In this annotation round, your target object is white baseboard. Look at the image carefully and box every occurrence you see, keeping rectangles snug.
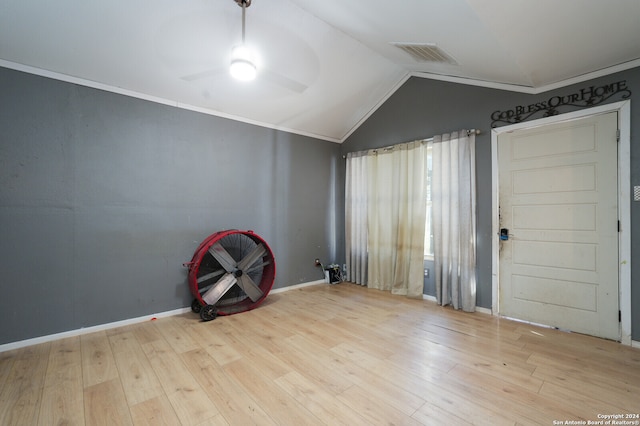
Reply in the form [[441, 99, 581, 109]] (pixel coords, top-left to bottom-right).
[[475, 306, 492, 315], [422, 294, 437, 303], [0, 280, 328, 353], [0, 307, 192, 353], [2, 280, 633, 353], [270, 280, 325, 294], [421, 294, 492, 315]]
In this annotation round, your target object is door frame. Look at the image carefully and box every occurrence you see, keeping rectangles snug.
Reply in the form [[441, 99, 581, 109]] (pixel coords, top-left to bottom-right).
[[491, 100, 631, 345]]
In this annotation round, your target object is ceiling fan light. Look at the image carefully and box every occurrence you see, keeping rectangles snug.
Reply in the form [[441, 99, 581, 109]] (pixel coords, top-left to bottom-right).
[[230, 59, 257, 81], [230, 45, 257, 81]]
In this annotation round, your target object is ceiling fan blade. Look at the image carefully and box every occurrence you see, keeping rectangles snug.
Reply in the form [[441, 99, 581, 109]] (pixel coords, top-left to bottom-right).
[[181, 68, 225, 82], [181, 66, 308, 93], [261, 68, 308, 93]]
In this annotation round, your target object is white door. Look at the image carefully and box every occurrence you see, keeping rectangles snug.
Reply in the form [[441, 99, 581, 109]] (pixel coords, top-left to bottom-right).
[[498, 112, 619, 340]]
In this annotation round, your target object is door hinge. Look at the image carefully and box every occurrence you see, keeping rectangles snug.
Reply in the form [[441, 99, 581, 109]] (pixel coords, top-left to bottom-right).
[[616, 129, 620, 142], [619, 310, 621, 322], [618, 220, 621, 232]]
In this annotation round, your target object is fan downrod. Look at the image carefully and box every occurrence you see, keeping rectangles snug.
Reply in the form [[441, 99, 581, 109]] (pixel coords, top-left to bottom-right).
[[234, 0, 251, 7]]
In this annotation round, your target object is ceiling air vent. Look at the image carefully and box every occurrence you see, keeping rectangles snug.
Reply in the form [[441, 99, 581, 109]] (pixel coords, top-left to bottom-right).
[[391, 43, 457, 65]]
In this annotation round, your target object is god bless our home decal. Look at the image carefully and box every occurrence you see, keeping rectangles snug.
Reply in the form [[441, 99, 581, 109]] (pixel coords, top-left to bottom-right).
[[490, 80, 631, 127]]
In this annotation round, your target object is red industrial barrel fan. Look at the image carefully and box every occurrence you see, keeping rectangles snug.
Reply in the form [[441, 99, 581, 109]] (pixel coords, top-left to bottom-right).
[[185, 230, 276, 321]]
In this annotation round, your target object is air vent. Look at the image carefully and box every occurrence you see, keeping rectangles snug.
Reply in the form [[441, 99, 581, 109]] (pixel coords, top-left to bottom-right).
[[391, 43, 457, 65]]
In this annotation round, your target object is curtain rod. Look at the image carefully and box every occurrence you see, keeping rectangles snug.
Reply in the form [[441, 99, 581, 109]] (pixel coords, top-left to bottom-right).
[[342, 129, 481, 159]]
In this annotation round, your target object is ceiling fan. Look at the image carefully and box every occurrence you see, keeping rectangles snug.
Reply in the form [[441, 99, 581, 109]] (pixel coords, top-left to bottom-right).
[[180, 0, 309, 93], [229, 0, 256, 81]]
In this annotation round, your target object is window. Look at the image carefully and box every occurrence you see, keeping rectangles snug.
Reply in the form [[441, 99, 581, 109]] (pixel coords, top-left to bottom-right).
[[424, 144, 433, 258]]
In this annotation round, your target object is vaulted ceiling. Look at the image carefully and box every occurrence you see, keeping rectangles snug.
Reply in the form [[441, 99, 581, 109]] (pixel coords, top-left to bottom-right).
[[1, 0, 639, 142]]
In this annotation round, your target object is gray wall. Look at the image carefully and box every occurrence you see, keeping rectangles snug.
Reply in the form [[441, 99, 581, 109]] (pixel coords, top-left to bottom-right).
[[0, 67, 340, 345], [341, 67, 640, 340], [2, 63, 639, 344]]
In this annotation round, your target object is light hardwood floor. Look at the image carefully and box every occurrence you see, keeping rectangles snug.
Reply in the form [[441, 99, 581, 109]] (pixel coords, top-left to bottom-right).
[[1, 282, 639, 425]]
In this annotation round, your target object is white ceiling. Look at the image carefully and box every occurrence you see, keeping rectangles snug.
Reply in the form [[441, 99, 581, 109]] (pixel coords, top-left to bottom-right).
[[1, 0, 639, 142]]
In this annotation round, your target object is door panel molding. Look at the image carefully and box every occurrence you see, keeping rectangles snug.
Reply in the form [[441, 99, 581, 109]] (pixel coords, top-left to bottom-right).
[[491, 100, 631, 345]]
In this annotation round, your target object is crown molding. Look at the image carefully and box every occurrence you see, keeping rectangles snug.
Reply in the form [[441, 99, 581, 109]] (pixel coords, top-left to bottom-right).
[[412, 58, 640, 95], [0, 59, 342, 143]]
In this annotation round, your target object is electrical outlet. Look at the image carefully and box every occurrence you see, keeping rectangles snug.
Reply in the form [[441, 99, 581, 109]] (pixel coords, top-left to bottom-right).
[[315, 258, 321, 266], [424, 268, 429, 277]]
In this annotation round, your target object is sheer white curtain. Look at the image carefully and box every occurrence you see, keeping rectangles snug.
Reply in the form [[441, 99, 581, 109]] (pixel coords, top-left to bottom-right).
[[431, 130, 477, 311], [345, 141, 427, 298], [345, 152, 368, 285]]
